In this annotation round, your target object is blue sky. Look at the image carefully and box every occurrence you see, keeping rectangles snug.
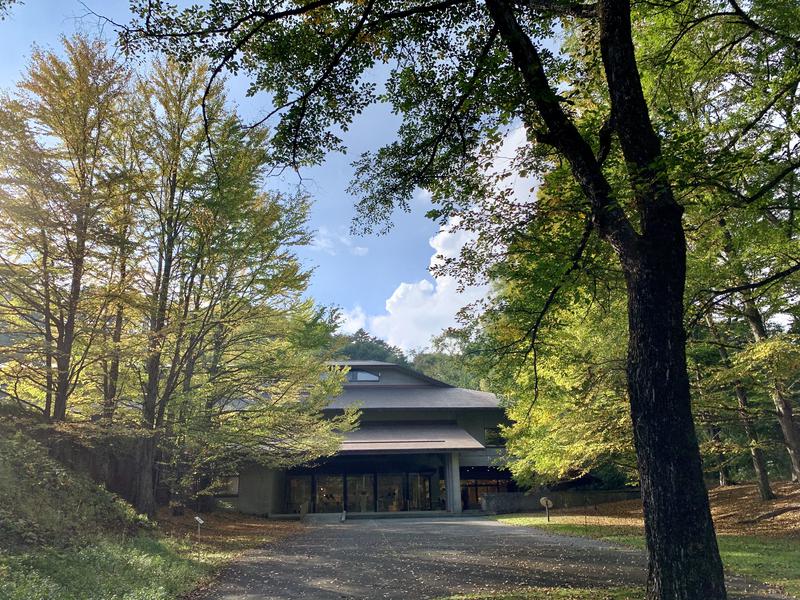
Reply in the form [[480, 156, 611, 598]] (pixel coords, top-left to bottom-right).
[[0, 0, 493, 351]]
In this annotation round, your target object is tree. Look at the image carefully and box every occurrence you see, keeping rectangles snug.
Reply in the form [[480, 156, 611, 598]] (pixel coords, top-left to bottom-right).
[[124, 1, 800, 596], [336, 328, 409, 364], [0, 36, 129, 421], [411, 332, 485, 389]]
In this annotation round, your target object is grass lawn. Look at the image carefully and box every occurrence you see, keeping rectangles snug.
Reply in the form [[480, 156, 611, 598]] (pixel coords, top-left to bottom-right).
[[0, 510, 300, 600], [493, 514, 800, 598]]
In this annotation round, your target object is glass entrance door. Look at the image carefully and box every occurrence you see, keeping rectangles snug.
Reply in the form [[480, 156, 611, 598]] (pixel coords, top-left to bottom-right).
[[408, 473, 432, 510], [377, 473, 405, 511], [316, 475, 344, 512], [346, 474, 375, 512]]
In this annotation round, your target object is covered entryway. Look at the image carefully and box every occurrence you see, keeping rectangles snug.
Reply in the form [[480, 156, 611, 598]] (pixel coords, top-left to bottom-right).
[[285, 453, 448, 513], [283, 422, 487, 514]]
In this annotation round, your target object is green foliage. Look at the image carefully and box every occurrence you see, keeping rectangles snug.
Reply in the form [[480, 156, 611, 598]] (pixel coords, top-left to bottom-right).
[[494, 288, 636, 487], [0, 431, 144, 548], [0, 533, 213, 600], [0, 36, 352, 512], [336, 328, 409, 365]]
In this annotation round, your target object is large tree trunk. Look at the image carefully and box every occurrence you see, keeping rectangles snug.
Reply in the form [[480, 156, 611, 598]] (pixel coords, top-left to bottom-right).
[[485, 1, 727, 596], [742, 297, 800, 481], [624, 230, 726, 600]]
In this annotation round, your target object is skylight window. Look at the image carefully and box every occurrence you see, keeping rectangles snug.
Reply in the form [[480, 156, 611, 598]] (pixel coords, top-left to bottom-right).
[[347, 369, 380, 382]]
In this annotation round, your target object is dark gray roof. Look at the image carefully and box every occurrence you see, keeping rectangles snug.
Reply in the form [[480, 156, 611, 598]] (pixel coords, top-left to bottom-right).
[[327, 360, 452, 387], [328, 360, 398, 367], [326, 386, 500, 410], [340, 423, 484, 453]]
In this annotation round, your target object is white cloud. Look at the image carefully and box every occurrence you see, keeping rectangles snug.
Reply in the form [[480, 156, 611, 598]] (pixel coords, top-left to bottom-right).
[[339, 305, 367, 334], [310, 226, 369, 257], [310, 226, 338, 255], [341, 220, 489, 352]]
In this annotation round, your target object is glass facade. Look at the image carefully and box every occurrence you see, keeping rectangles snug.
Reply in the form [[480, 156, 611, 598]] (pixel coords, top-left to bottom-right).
[[408, 473, 432, 511], [286, 470, 438, 513], [377, 473, 405, 511], [285, 462, 513, 513], [287, 475, 312, 513]]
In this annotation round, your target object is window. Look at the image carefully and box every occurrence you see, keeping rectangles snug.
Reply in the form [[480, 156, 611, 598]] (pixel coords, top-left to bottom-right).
[[484, 427, 505, 447], [346, 369, 380, 382]]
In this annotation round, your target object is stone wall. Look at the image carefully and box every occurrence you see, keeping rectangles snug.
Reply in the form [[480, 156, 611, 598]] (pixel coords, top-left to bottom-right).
[[480, 489, 641, 514]]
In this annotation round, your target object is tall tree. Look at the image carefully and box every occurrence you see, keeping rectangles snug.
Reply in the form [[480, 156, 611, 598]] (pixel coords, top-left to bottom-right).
[[0, 37, 128, 420]]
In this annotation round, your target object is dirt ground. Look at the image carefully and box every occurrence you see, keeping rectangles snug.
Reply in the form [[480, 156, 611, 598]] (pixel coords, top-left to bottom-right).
[[550, 481, 800, 537], [156, 507, 303, 554]]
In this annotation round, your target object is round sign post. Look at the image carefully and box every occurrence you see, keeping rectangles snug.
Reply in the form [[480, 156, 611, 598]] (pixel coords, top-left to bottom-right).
[[540, 496, 553, 522]]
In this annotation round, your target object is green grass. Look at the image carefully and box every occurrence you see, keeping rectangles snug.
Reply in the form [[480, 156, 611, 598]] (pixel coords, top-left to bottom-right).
[[493, 514, 800, 598], [0, 428, 254, 600], [444, 587, 641, 599], [0, 532, 219, 600]]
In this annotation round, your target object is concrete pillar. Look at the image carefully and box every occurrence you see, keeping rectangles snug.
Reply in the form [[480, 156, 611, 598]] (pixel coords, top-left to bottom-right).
[[445, 452, 462, 513]]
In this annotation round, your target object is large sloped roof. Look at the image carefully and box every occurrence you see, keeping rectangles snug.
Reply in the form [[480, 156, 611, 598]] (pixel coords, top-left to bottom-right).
[[327, 360, 453, 387], [326, 386, 500, 410], [340, 423, 484, 453], [325, 360, 500, 410]]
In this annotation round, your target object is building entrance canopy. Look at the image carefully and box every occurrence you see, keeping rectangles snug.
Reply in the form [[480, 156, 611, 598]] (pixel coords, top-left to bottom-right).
[[340, 423, 484, 454]]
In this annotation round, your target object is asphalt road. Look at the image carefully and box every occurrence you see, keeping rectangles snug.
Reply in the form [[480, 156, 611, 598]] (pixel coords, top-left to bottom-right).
[[195, 516, 790, 600]]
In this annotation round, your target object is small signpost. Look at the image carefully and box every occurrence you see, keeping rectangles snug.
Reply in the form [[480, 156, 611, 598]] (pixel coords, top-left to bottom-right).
[[540, 496, 553, 522], [194, 515, 205, 537]]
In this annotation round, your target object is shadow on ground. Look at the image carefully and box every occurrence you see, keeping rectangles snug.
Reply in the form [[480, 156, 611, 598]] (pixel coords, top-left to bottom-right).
[[195, 517, 791, 600]]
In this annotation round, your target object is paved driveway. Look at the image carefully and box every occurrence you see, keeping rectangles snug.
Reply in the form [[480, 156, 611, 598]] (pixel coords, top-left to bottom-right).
[[197, 517, 788, 600]]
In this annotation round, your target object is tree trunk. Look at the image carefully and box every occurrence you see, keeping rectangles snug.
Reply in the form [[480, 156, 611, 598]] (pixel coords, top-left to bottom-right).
[[485, 1, 727, 596], [742, 297, 800, 481], [41, 231, 54, 420], [53, 212, 89, 421], [624, 233, 726, 600], [143, 218, 177, 428], [705, 423, 730, 487], [132, 434, 157, 517], [706, 316, 775, 500], [104, 249, 128, 422]]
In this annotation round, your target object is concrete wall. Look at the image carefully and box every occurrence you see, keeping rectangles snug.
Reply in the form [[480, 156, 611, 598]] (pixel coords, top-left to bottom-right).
[[237, 465, 285, 516], [458, 447, 506, 468], [480, 489, 641, 514]]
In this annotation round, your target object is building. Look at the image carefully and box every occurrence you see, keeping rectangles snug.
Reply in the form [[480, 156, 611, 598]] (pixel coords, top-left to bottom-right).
[[236, 360, 515, 515]]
